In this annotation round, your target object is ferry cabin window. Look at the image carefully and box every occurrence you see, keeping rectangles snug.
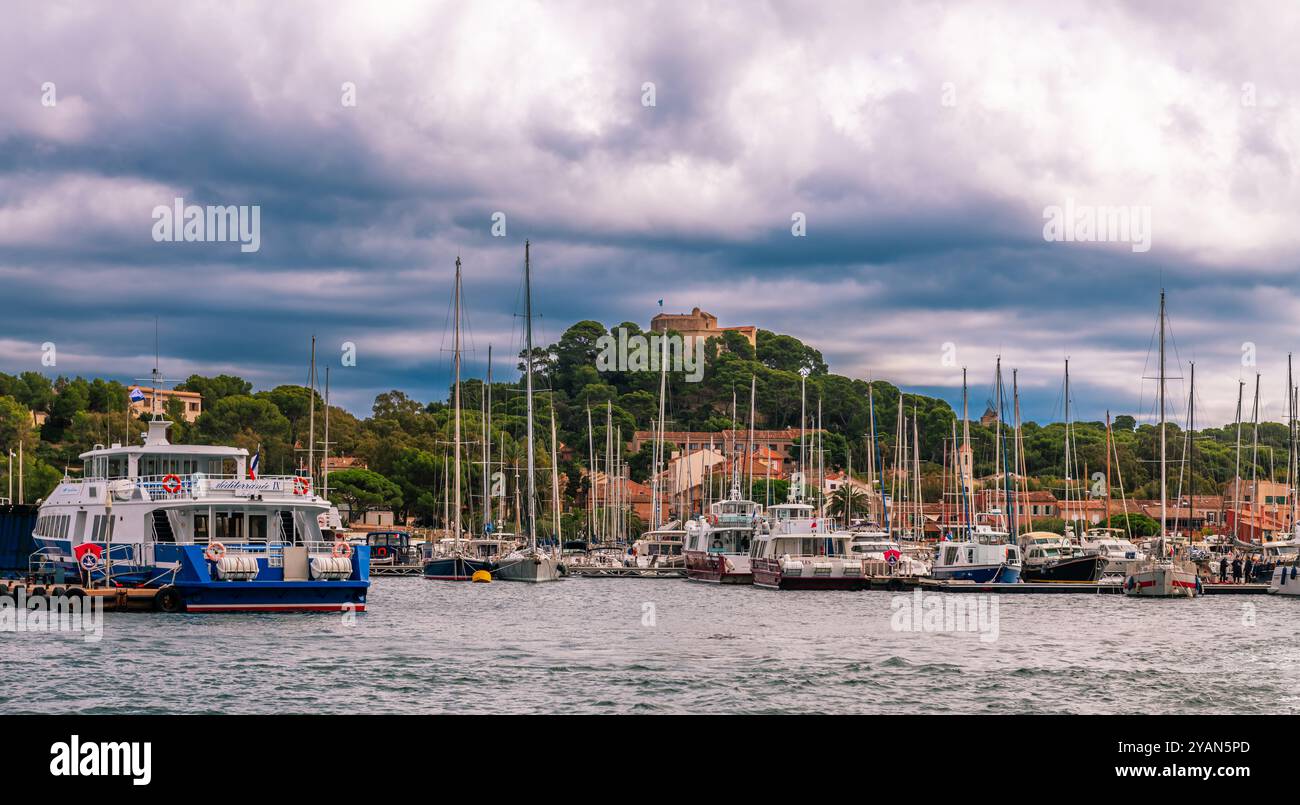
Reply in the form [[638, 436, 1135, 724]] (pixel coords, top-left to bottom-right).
[[193, 513, 210, 543], [247, 514, 268, 542], [943, 546, 959, 564], [139, 457, 201, 477], [215, 512, 244, 541]]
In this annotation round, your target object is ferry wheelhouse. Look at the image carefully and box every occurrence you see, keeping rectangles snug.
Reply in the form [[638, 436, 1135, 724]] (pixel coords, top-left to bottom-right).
[[31, 420, 369, 612], [684, 486, 762, 584], [750, 503, 865, 590]]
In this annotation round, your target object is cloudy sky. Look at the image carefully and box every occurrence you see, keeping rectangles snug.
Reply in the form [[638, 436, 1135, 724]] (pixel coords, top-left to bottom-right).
[[2, 1, 1298, 427]]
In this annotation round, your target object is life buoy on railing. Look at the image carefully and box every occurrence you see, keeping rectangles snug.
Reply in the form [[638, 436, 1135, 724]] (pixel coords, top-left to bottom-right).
[[161, 474, 182, 494], [332, 540, 353, 558], [293, 476, 310, 495], [205, 542, 227, 562], [376, 546, 389, 558]]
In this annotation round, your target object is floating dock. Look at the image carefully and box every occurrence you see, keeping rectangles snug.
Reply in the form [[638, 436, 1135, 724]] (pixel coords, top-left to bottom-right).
[[370, 563, 423, 577], [565, 565, 687, 578], [888, 579, 1271, 595], [0, 579, 161, 611]]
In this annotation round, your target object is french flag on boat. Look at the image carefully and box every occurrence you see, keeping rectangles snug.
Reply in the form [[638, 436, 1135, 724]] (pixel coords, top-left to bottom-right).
[[248, 446, 260, 480], [128, 386, 146, 403]]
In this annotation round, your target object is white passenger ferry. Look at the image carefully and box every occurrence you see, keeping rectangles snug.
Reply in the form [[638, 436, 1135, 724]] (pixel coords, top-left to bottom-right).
[[31, 419, 368, 612]]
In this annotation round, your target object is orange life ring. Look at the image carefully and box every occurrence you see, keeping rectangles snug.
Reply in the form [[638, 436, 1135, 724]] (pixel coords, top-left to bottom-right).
[[204, 542, 227, 562], [161, 474, 182, 494], [293, 476, 310, 495], [376, 546, 389, 558], [332, 540, 353, 558]]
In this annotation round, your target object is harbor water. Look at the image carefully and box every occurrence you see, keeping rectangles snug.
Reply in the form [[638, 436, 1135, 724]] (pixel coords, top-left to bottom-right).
[[3, 578, 1298, 714]]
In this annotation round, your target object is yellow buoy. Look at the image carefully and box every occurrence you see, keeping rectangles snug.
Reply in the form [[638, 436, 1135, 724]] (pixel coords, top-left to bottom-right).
[[471, 570, 492, 583]]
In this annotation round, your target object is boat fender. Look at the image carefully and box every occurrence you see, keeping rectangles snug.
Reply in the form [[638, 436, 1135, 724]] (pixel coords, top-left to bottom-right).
[[1292, 566, 1298, 580], [471, 569, 492, 583], [1125, 576, 1136, 591], [204, 542, 227, 562], [154, 586, 185, 613], [1195, 576, 1203, 595]]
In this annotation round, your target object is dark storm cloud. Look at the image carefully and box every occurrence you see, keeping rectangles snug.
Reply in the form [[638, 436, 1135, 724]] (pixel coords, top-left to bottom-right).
[[2, 1, 1299, 425]]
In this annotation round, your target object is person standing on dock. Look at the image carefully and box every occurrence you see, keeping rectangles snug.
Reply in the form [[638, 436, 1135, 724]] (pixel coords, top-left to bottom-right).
[[1244, 555, 1255, 584], [1219, 554, 1228, 584], [1232, 555, 1243, 584]]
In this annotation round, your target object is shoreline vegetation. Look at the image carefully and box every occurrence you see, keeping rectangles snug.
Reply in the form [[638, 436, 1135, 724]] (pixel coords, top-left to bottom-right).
[[0, 322, 1287, 535]]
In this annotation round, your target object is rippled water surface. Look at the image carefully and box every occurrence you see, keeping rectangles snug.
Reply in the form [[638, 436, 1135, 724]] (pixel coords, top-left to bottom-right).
[[3, 579, 1298, 714]]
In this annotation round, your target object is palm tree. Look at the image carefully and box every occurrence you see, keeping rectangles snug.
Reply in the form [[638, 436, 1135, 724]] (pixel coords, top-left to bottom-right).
[[826, 485, 868, 520]]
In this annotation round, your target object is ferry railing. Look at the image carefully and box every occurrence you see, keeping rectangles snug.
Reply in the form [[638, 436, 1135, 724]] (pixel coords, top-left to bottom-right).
[[133, 473, 313, 502], [61, 473, 315, 502]]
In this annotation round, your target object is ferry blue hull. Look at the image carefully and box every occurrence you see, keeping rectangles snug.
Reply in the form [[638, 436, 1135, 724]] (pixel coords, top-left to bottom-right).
[[932, 564, 1021, 584], [423, 556, 495, 581], [33, 539, 370, 612]]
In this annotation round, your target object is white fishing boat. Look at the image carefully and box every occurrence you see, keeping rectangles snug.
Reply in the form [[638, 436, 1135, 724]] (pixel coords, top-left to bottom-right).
[[1079, 528, 1147, 577], [749, 373, 865, 590], [684, 457, 762, 582], [628, 527, 687, 568]]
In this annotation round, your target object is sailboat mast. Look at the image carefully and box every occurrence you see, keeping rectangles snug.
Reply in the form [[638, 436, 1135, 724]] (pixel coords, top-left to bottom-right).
[[1158, 291, 1166, 540], [323, 367, 330, 500], [797, 371, 807, 502], [308, 334, 316, 481], [484, 345, 493, 534], [652, 328, 668, 529], [1187, 362, 1195, 539], [747, 375, 756, 495], [550, 397, 561, 549], [1064, 358, 1071, 528], [523, 242, 538, 550], [452, 257, 463, 541], [1233, 379, 1244, 542], [1250, 373, 1261, 544]]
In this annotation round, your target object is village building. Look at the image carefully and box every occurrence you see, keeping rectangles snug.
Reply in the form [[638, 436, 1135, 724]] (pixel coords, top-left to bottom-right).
[[129, 386, 203, 423]]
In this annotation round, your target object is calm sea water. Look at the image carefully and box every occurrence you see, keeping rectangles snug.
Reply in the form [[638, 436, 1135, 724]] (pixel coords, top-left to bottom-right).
[[3, 578, 1297, 714]]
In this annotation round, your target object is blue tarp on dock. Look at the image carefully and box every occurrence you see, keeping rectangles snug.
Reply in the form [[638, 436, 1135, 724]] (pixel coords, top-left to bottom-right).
[[0, 505, 37, 573]]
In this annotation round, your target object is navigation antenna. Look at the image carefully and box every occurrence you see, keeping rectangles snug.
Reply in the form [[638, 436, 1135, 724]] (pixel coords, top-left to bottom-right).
[[133, 317, 182, 430]]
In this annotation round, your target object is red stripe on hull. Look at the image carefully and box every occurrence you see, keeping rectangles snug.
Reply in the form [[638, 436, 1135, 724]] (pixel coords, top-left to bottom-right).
[[184, 603, 367, 612]]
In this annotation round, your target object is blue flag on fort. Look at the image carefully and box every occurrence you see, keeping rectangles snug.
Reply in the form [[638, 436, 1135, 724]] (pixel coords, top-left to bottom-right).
[[128, 386, 145, 403]]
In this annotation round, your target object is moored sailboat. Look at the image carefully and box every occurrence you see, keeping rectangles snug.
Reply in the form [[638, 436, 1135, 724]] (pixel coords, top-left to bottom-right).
[[495, 241, 562, 583], [1124, 292, 1199, 598]]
